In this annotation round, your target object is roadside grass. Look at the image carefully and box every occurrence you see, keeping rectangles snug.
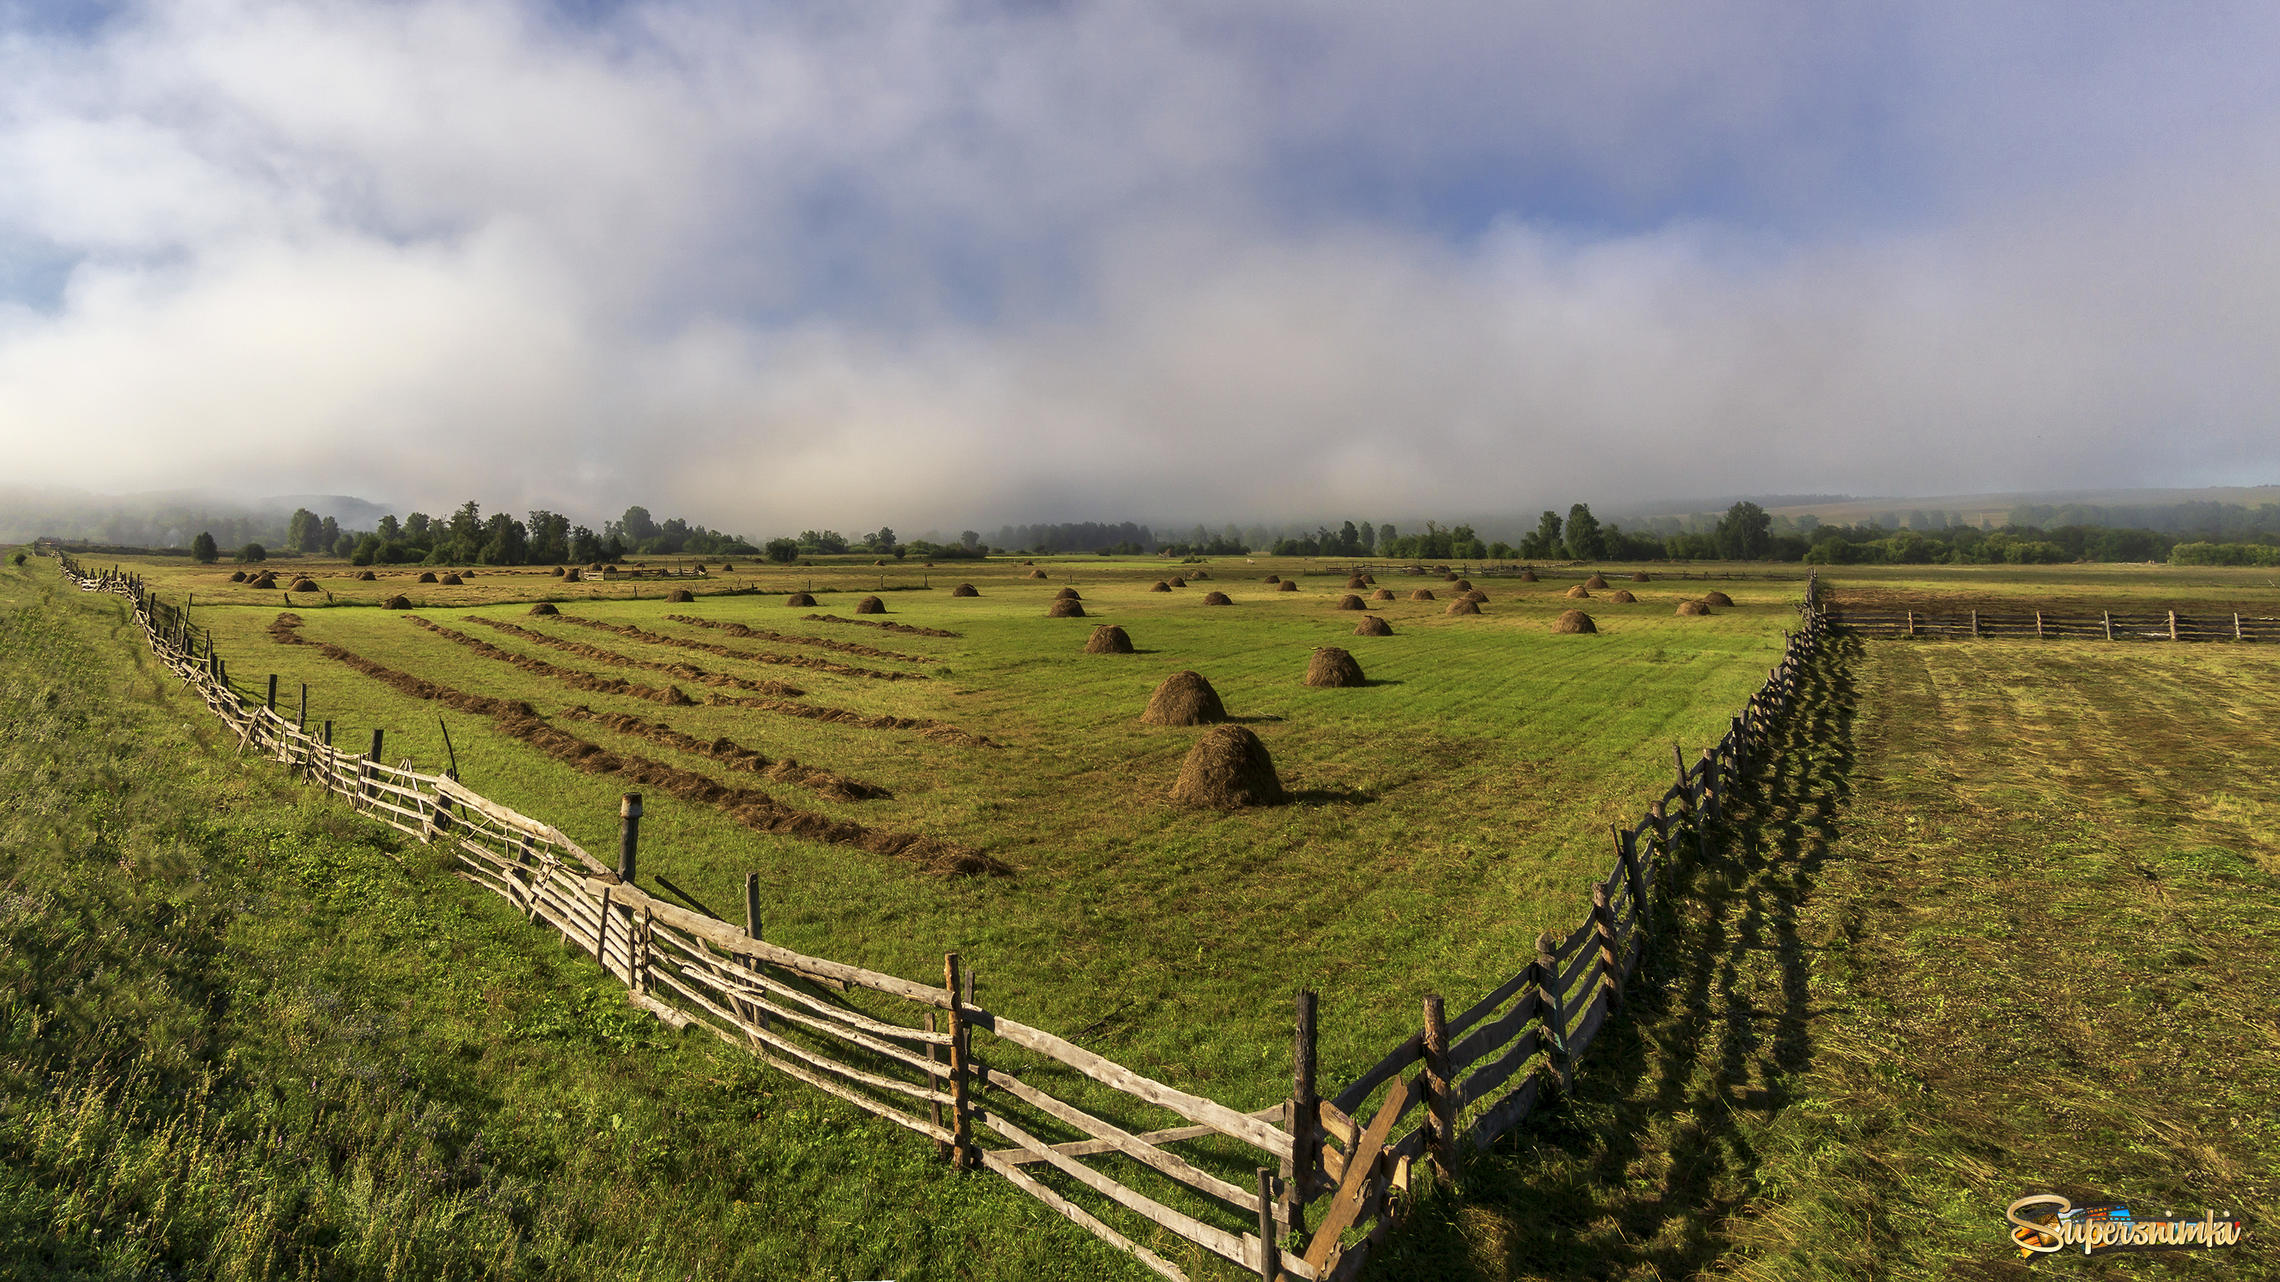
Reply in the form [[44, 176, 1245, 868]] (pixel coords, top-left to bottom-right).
[[0, 555, 1139, 1280], [1370, 629, 2280, 1279]]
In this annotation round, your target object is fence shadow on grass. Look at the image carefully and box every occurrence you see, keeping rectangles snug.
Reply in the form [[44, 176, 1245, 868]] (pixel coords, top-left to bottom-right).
[[1370, 634, 1864, 1281]]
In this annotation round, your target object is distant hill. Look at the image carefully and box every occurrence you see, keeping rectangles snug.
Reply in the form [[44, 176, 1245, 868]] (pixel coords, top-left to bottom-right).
[[1622, 485, 2280, 534], [0, 487, 395, 549]]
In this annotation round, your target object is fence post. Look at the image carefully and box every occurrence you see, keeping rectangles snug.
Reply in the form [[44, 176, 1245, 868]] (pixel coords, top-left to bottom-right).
[[2236, 613, 2244, 641], [297, 684, 307, 732], [266, 673, 277, 713], [1906, 609, 1915, 638], [944, 953, 974, 1169], [1615, 824, 1649, 940], [1591, 885, 1622, 1011], [1649, 800, 1670, 882], [1535, 932, 1571, 1093], [1256, 1167, 1281, 1281], [1283, 989, 1318, 1237], [363, 729, 383, 802], [744, 872, 761, 941], [1971, 609, 1979, 639], [617, 794, 642, 882], [2103, 611, 2113, 641], [1421, 994, 1453, 1181], [2036, 610, 2044, 639], [925, 1012, 949, 1160], [2169, 610, 2179, 642]]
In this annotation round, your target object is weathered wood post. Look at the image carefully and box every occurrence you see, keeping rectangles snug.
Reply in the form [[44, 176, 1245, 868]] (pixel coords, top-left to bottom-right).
[[362, 728, 383, 802], [266, 673, 277, 713], [1649, 800, 1670, 874], [1971, 609, 1979, 639], [1906, 609, 1915, 637], [1256, 1167, 1281, 1280], [297, 683, 307, 732], [617, 793, 642, 882], [2236, 613, 2245, 641], [1591, 885, 1622, 1010], [1421, 994, 1453, 1180], [1536, 932, 1571, 1093], [2169, 610, 2179, 642], [2103, 611, 2113, 641], [2035, 610, 2045, 639], [1282, 989, 1319, 1238], [744, 872, 761, 941], [944, 953, 974, 1169], [1615, 824, 1649, 938]]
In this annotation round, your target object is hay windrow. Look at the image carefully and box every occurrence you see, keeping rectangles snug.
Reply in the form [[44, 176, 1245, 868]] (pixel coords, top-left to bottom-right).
[[1304, 647, 1366, 687], [667, 615, 936, 663], [1047, 598, 1087, 618], [1552, 609, 1598, 634], [554, 614, 921, 681], [1702, 590, 1736, 607], [1201, 591, 1232, 605], [1084, 625, 1134, 654], [804, 613, 961, 639], [1353, 615, 1393, 636], [1169, 725, 1283, 808], [405, 617, 701, 704], [457, 616, 807, 696], [1141, 670, 1226, 726], [556, 704, 888, 801], [705, 692, 997, 748]]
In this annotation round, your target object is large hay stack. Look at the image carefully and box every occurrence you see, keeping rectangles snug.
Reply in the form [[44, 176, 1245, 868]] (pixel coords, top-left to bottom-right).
[[1451, 579, 1472, 592], [1334, 594, 1366, 611], [228, 570, 247, 583], [1084, 625, 1134, 654], [1304, 647, 1366, 687], [951, 583, 979, 597], [786, 592, 816, 607], [1345, 575, 1368, 589], [1047, 598, 1087, 618], [1276, 580, 1298, 592], [1408, 588, 1435, 601], [1584, 574, 1610, 589], [1459, 589, 1488, 604], [1142, 671, 1226, 725], [1055, 587, 1082, 601], [1151, 581, 1172, 592], [1518, 569, 1539, 582], [1201, 591, 1232, 606], [530, 602, 559, 616], [1676, 600, 1711, 616], [1702, 590, 1735, 607], [1445, 598, 1481, 615], [355, 570, 377, 582], [1168, 576, 1186, 587], [417, 571, 439, 584], [382, 594, 412, 610], [1168, 726, 1282, 808], [1608, 589, 1638, 603], [439, 572, 464, 586], [1552, 610, 1597, 634], [855, 596, 886, 614], [667, 588, 695, 603], [1353, 615, 1393, 636], [1565, 584, 1591, 599], [1631, 571, 1652, 582], [289, 578, 320, 593], [1370, 589, 1394, 601], [1027, 568, 1049, 579]]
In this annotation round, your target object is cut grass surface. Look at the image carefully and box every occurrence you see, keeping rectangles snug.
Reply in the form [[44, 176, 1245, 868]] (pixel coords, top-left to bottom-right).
[[1375, 630, 2280, 1279]]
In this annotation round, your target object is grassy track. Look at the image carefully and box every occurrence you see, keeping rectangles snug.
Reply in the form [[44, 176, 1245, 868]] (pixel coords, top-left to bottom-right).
[[1374, 628, 2280, 1278], [139, 557, 1796, 1105], [0, 555, 1145, 1280]]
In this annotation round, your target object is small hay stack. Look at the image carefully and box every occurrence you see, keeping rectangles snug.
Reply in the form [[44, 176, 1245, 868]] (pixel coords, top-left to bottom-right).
[[951, 583, 979, 597], [1353, 615, 1394, 636], [1676, 600, 1711, 616], [1552, 609, 1598, 634], [1460, 589, 1488, 604], [1703, 590, 1735, 607], [228, 570, 247, 583], [1363, 573, 1377, 584], [1142, 670, 1227, 726], [1150, 581, 1172, 592], [1345, 575, 1368, 589], [1584, 573, 1610, 589], [1443, 572, 1459, 582], [1445, 598, 1482, 616], [1055, 587, 1081, 601], [1168, 726, 1282, 808], [1452, 579, 1472, 592], [667, 588, 695, 603], [1027, 568, 1049, 579], [249, 574, 276, 590], [439, 572, 464, 585], [562, 568, 583, 582], [1631, 571, 1652, 582], [1519, 569, 1539, 582], [1305, 647, 1366, 687], [1201, 591, 1233, 605], [1047, 597, 1087, 618], [1409, 588, 1436, 601], [855, 595, 886, 614], [1609, 589, 1638, 603], [1277, 579, 1298, 592], [1370, 588, 1394, 601], [1565, 584, 1591, 599], [1190, 570, 1211, 580], [529, 602, 559, 616], [1084, 625, 1134, 654], [1265, 574, 1281, 583], [1168, 576, 1187, 587], [382, 594, 412, 610], [787, 592, 817, 607], [289, 578, 320, 592], [354, 570, 376, 582], [1334, 594, 1366, 610], [417, 571, 439, 584]]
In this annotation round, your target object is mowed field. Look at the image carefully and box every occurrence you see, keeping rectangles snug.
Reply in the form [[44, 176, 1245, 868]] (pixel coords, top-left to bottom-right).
[[1820, 561, 2280, 615], [120, 554, 1796, 1106]]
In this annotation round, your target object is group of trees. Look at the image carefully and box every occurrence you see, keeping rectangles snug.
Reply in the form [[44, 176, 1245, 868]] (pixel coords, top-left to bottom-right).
[[190, 504, 758, 568]]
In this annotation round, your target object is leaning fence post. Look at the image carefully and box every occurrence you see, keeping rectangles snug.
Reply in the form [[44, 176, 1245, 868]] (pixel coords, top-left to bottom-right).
[[1282, 989, 1319, 1238], [1256, 1167, 1281, 1280], [944, 953, 974, 1169], [617, 794, 642, 882], [1421, 994, 1453, 1180]]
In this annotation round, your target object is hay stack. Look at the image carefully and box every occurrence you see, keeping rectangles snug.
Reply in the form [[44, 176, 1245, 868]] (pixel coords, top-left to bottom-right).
[[383, 594, 412, 610], [1084, 625, 1134, 654], [1265, 574, 1281, 583], [1443, 572, 1459, 582], [1460, 589, 1488, 604], [1027, 568, 1049, 579], [1363, 574, 1377, 584], [1346, 575, 1368, 589], [874, 559, 887, 566], [461, 570, 476, 578], [1305, 647, 1366, 687], [439, 572, 464, 586], [1335, 594, 1366, 611], [1168, 576, 1186, 587], [1169, 725, 1282, 808], [1676, 600, 1711, 616], [1353, 615, 1393, 636], [1609, 589, 1638, 603], [1552, 609, 1597, 634], [355, 570, 377, 581], [417, 571, 439, 584], [1055, 587, 1081, 601], [249, 574, 276, 589], [951, 583, 979, 597], [1142, 671, 1227, 725], [1190, 570, 1210, 580], [1276, 579, 1298, 592], [1703, 590, 1735, 607], [1631, 571, 1652, 582], [562, 569, 582, 582], [1445, 598, 1481, 615], [1150, 581, 1172, 592], [855, 596, 886, 614], [667, 588, 695, 603], [1408, 588, 1435, 601], [1565, 585, 1591, 599], [787, 592, 817, 607], [1370, 588, 1395, 601], [228, 570, 247, 582], [529, 602, 559, 616], [289, 578, 320, 592], [1047, 597, 1086, 618], [1201, 591, 1232, 606], [1519, 569, 1539, 582], [1584, 574, 1610, 589], [1452, 579, 1472, 592]]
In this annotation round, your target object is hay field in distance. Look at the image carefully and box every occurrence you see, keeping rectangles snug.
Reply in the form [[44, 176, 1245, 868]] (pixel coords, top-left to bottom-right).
[[129, 551, 1795, 1103]]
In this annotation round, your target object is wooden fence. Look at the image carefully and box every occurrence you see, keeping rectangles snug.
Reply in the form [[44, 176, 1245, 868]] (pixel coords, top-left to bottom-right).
[[54, 553, 1829, 1281], [1827, 606, 2279, 643]]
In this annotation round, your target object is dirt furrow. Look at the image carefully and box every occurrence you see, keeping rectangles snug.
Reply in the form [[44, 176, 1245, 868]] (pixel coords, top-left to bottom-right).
[[664, 613, 936, 664], [556, 614, 922, 681]]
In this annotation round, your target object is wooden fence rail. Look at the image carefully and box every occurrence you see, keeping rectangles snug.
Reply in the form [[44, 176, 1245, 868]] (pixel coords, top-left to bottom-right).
[[1827, 606, 2278, 643], [53, 551, 1831, 1281]]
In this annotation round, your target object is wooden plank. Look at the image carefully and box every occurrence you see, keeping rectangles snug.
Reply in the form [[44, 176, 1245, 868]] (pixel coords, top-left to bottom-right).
[[977, 1151, 1192, 1282], [1449, 987, 1541, 1071], [1447, 966, 1533, 1039], [627, 989, 692, 1031], [1555, 917, 1595, 961], [586, 877, 951, 1007], [972, 1011, 1295, 1160], [649, 929, 951, 1046], [1455, 1029, 1541, 1110], [646, 967, 950, 1108], [1565, 989, 1612, 1061], [437, 777, 606, 872], [1466, 1075, 1541, 1151], [660, 952, 947, 1076], [1301, 1073, 1415, 1273], [976, 1063, 1264, 1218], [991, 1119, 1244, 1166], [678, 1005, 955, 1146], [1556, 945, 1597, 1001], [1328, 1033, 1421, 1116], [1314, 1099, 1356, 1149]]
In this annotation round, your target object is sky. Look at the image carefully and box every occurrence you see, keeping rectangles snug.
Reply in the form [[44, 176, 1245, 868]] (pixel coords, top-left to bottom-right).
[[2, 0, 2277, 533]]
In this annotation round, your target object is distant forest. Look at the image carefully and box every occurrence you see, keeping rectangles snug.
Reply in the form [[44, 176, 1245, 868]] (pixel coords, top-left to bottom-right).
[[27, 494, 2280, 569]]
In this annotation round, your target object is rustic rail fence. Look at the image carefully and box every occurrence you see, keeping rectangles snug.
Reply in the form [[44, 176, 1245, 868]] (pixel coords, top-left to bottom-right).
[[1827, 605, 2280, 642], [52, 551, 1828, 1281]]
